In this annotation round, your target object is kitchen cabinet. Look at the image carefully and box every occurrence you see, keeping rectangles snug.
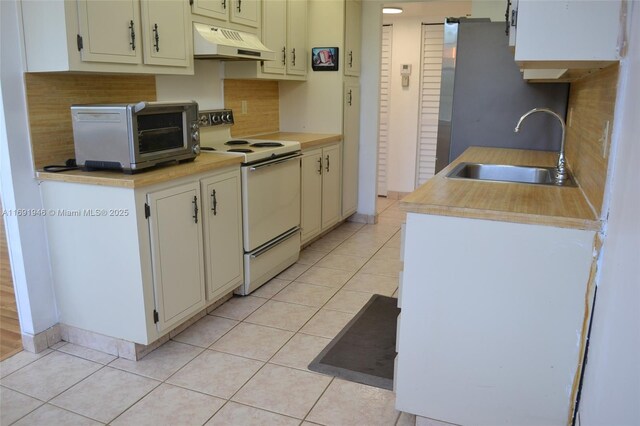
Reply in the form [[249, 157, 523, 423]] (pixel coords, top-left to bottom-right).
[[140, 0, 191, 67], [343, 0, 361, 77], [225, 0, 307, 80], [396, 213, 596, 425], [201, 170, 244, 302], [512, 0, 621, 80], [301, 143, 342, 244], [20, 0, 193, 74], [146, 182, 206, 332], [342, 82, 360, 218], [39, 166, 242, 345], [191, 0, 260, 28]]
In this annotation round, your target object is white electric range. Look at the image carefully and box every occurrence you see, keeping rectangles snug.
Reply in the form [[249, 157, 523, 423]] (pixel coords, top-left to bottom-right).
[[198, 109, 301, 295]]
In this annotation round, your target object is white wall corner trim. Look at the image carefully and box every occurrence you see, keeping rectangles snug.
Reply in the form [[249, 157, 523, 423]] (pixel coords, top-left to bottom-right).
[[1, 0, 59, 337]]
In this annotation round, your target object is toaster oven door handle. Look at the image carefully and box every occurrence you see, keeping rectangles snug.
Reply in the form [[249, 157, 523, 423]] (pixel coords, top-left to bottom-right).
[[250, 227, 301, 259], [138, 126, 182, 137], [248, 153, 301, 172]]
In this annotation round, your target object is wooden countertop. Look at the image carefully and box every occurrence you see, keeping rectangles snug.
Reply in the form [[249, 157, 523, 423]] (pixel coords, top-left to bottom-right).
[[399, 147, 600, 231], [36, 153, 243, 189], [249, 132, 342, 150]]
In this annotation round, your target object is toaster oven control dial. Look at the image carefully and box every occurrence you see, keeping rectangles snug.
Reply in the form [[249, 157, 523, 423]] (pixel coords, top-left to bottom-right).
[[192, 144, 201, 155], [191, 130, 200, 142]]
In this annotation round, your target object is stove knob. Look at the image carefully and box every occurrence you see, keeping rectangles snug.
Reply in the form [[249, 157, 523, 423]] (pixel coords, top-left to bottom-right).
[[192, 144, 201, 155], [212, 114, 221, 124], [192, 130, 199, 141], [199, 114, 209, 126], [224, 113, 233, 123]]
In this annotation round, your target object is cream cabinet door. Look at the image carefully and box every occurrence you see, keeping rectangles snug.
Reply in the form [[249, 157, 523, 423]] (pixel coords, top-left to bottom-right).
[[147, 182, 205, 332], [141, 0, 191, 67], [321, 144, 342, 230], [342, 83, 359, 217], [262, 0, 287, 75], [286, 0, 307, 75], [192, 0, 230, 21], [230, 0, 260, 28], [201, 170, 244, 301], [301, 149, 323, 244], [344, 0, 361, 76], [77, 0, 141, 64]]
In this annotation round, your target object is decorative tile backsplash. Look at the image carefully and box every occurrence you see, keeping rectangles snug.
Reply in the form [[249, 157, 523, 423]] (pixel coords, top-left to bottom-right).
[[224, 79, 279, 137], [25, 73, 156, 169], [565, 64, 619, 217]]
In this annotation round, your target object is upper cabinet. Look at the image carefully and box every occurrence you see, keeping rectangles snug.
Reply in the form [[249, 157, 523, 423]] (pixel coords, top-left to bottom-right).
[[140, 0, 191, 67], [20, 0, 193, 75], [511, 0, 622, 81], [225, 0, 307, 80], [343, 0, 361, 77], [191, 0, 260, 28]]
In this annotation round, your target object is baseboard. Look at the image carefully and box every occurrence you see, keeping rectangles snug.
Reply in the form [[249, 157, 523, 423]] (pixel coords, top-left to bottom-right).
[[348, 213, 378, 224], [28, 291, 235, 361], [21, 324, 61, 354]]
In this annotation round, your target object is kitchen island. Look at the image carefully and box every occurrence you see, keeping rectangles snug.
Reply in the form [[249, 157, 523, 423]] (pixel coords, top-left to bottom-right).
[[395, 147, 599, 426]]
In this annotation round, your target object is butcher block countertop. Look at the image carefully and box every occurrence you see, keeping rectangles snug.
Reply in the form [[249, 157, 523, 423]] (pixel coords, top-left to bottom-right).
[[399, 147, 600, 231], [36, 153, 243, 189], [250, 132, 342, 150]]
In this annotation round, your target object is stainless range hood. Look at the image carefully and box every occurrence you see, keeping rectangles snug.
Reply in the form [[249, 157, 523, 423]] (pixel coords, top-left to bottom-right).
[[193, 23, 275, 61]]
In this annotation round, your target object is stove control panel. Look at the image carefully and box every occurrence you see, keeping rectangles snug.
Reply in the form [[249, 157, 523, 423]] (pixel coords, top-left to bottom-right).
[[198, 109, 234, 128]]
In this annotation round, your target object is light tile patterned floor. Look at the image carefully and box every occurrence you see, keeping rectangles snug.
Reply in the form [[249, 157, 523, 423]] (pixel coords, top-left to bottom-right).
[[0, 198, 415, 426]]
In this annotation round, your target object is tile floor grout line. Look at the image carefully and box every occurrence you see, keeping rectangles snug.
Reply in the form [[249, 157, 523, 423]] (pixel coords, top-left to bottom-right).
[[300, 376, 336, 425], [0, 348, 55, 381]]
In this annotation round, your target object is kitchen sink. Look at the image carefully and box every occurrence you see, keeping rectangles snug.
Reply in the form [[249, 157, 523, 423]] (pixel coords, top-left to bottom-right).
[[446, 162, 576, 186]]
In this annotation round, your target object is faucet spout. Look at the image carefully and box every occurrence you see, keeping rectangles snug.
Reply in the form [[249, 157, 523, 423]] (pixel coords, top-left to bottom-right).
[[514, 107, 567, 184]]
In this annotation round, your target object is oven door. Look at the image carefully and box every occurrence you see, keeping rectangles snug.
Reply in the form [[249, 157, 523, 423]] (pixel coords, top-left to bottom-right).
[[241, 153, 301, 252]]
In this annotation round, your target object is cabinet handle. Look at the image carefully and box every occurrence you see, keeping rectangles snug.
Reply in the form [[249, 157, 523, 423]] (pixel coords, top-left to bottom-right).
[[317, 157, 322, 175], [348, 50, 353, 68], [222, 0, 226, 10], [211, 189, 218, 216], [192, 195, 198, 223], [291, 48, 296, 66], [281, 47, 286, 66], [237, 0, 241, 12], [511, 9, 518, 28], [347, 89, 352, 106], [129, 20, 136, 51], [153, 24, 160, 52], [325, 154, 330, 173]]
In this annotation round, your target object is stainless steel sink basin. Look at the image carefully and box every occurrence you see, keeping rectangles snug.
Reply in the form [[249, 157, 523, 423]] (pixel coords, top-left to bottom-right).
[[446, 162, 576, 186]]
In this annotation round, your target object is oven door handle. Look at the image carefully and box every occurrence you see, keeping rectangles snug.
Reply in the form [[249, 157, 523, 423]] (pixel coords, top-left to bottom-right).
[[248, 153, 302, 171], [250, 227, 300, 259]]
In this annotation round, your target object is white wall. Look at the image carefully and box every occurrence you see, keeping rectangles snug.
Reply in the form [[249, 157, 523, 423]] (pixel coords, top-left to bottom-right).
[[578, 2, 640, 425], [1, 0, 58, 336], [156, 60, 225, 110]]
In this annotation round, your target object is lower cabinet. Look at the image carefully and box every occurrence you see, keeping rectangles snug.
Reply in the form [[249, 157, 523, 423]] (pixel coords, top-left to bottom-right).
[[200, 169, 244, 301], [301, 143, 342, 245], [40, 166, 243, 345]]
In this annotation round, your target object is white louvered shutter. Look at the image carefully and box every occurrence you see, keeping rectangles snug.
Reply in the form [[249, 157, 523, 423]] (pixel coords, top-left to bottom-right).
[[377, 24, 392, 196], [415, 24, 444, 187]]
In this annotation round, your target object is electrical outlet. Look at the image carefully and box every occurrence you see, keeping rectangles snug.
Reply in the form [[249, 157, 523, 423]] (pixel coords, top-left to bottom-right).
[[601, 120, 610, 158], [241, 100, 248, 115]]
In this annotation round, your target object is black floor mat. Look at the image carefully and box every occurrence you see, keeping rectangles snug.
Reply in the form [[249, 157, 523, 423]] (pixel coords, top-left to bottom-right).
[[308, 294, 400, 390]]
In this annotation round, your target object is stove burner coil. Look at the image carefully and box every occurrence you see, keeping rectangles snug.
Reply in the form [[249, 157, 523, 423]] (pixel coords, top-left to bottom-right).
[[200, 146, 216, 151], [227, 148, 254, 153], [250, 142, 285, 148], [225, 140, 250, 145]]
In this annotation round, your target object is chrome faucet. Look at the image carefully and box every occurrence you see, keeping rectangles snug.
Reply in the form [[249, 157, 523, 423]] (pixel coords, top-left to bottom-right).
[[514, 107, 568, 185]]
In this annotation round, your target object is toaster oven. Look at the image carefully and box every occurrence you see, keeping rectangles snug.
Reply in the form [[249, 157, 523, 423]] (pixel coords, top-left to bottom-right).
[[71, 101, 200, 173]]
